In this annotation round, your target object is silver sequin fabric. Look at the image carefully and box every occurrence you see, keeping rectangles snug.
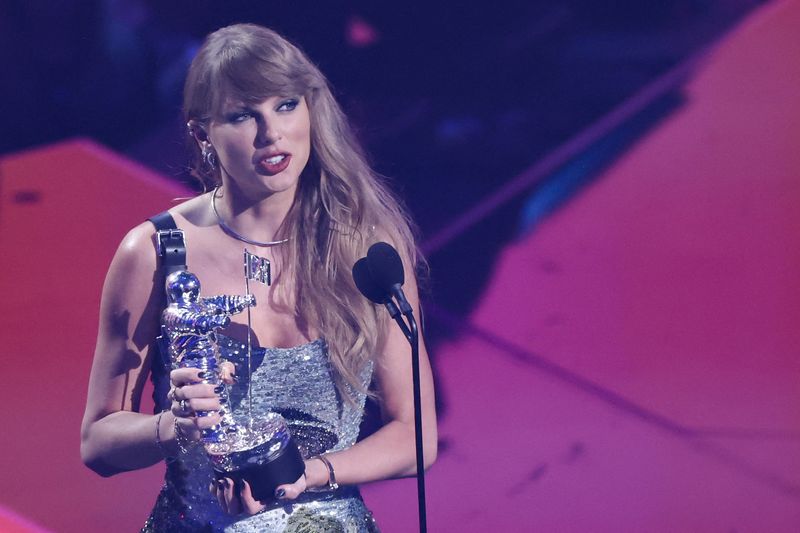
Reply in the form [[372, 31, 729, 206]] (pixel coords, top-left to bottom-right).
[[142, 336, 379, 533]]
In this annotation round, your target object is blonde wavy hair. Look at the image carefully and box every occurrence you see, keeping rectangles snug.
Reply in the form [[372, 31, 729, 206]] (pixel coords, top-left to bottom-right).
[[183, 23, 420, 399]]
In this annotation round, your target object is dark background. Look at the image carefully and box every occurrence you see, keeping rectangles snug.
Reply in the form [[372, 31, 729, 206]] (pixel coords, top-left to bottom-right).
[[0, 0, 763, 323]]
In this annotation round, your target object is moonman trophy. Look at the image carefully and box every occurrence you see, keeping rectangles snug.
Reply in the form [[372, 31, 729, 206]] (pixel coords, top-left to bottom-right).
[[161, 270, 305, 500]]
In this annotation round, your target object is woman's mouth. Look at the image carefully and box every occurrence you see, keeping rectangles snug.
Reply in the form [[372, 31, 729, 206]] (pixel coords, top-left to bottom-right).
[[258, 153, 291, 174]]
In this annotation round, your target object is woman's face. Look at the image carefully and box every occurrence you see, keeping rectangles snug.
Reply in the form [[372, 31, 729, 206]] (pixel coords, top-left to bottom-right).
[[206, 94, 311, 200]]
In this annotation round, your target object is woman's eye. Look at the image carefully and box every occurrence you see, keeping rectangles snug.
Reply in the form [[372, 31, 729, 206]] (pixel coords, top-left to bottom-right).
[[227, 112, 253, 123], [276, 99, 299, 112]]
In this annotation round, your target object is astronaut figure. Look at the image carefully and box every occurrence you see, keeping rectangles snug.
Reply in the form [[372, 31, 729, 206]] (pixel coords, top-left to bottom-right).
[[161, 270, 255, 443]]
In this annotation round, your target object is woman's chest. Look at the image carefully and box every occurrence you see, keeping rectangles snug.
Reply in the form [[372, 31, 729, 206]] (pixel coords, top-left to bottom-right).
[[180, 234, 310, 348]]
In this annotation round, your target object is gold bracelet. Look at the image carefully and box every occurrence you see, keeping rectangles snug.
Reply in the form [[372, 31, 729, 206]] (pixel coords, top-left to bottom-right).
[[310, 454, 339, 491]]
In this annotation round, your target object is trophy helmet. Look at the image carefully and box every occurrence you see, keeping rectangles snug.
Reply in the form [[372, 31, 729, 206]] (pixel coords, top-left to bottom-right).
[[166, 271, 201, 304]]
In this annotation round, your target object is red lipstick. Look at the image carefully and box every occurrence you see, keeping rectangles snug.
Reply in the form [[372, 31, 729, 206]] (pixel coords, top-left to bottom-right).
[[258, 153, 291, 175]]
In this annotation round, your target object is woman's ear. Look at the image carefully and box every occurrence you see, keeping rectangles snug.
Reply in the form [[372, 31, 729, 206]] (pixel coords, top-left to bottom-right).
[[187, 120, 210, 143]]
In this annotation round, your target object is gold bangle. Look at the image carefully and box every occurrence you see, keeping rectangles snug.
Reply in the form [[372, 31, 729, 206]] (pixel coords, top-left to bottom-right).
[[311, 454, 339, 491]]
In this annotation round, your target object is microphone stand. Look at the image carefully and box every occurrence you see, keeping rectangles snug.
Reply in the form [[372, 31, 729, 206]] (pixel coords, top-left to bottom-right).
[[353, 246, 427, 532], [407, 312, 427, 533], [388, 295, 427, 533]]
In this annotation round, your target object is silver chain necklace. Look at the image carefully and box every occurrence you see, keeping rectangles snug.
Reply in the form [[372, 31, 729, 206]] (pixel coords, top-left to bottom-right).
[[211, 187, 290, 246]]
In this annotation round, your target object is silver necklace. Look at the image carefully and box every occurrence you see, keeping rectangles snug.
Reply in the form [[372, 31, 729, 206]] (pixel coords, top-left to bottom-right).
[[211, 187, 290, 246]]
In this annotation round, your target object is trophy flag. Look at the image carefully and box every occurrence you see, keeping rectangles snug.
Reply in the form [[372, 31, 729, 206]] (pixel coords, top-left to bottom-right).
[[244, 250, 271, 286]]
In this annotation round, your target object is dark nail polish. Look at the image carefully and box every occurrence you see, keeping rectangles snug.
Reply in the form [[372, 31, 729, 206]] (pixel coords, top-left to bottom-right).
[[214, 384, 224, 394], [219, 397, 227, 404], [275, 488, 286, 498], [197, 371, 208, 380]]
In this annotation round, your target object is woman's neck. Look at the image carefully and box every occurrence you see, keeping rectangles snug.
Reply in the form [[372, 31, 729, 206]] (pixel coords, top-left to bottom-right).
[[213, 181, 295, 243]]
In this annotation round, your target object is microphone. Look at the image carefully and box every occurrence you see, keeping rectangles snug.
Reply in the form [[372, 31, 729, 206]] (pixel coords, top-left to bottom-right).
[[352, 257, 401, 319], [365, 242, 413, 316], [354, 242, 427, 532]]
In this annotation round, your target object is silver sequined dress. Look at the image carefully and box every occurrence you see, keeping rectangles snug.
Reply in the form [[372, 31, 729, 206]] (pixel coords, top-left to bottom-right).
[[142, 335, 379, 533]]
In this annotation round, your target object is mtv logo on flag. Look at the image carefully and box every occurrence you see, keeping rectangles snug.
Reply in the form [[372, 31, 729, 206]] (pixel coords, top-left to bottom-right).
[[244, 250, 271, 286]]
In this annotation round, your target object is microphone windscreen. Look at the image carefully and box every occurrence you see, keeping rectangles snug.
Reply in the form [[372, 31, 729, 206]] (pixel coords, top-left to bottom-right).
[[366, 242, 405, 291], [352, 257, 390, 304]]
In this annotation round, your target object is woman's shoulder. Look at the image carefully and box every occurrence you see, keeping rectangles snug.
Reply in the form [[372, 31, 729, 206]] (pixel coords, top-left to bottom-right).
[[120, 193, 211, 246], [168, 191, 214, 227], [110, 221, 159, 281], [110, 193, 209, 271]]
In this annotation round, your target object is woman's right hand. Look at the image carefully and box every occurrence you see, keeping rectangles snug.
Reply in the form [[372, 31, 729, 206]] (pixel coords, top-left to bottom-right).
[[168, 368, 225, 442]]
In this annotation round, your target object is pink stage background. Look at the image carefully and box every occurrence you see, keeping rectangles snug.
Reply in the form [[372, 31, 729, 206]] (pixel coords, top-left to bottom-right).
[[1, 1, 798, 531]]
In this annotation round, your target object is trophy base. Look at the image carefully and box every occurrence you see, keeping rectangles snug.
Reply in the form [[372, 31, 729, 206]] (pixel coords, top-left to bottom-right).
[[212, 437, 305, 501]]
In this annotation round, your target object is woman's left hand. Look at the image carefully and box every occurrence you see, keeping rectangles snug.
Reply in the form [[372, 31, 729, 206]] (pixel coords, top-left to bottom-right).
[[273, 470, 308, 501], [211, 459, 318, 515], [211, 477, 265, 516]]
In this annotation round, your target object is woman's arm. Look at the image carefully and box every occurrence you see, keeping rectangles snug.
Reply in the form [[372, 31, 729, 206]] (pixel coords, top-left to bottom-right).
[[80, 223, 177, 476], [279, 270, 438, 497]]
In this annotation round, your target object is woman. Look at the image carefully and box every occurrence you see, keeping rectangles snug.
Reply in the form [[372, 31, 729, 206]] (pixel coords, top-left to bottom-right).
[[80, 23, 437, 532]]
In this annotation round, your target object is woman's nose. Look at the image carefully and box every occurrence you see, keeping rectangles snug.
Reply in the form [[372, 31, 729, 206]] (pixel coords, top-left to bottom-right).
[[255, 120, 280, 146]]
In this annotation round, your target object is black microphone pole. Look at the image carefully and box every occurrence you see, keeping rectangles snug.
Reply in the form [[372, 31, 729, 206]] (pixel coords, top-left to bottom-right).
[[386, 285, 427, 533], [402, 307, 427, 533], [387, 277, 427, 533]]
